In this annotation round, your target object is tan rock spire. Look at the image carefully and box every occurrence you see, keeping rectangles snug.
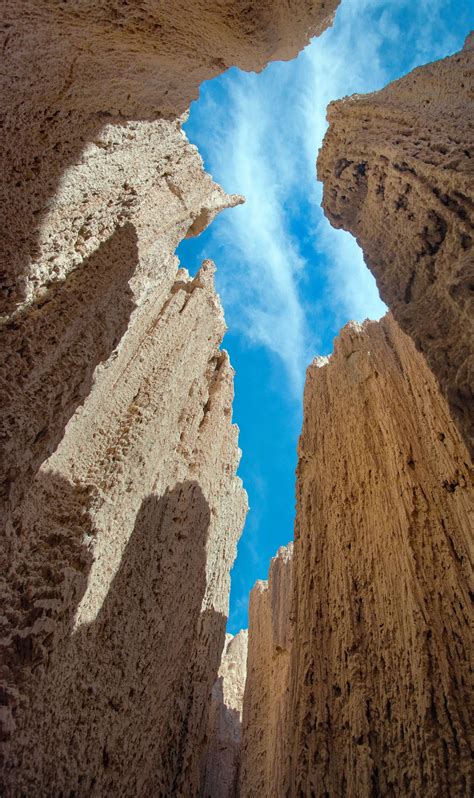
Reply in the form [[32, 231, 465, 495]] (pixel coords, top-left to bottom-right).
[[289, 314, 473, 796], [239, 543, 294, 798]]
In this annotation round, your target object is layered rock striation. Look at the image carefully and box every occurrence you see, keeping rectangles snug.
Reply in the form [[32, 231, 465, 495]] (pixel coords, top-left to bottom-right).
[[289, 314, 473, 796], [202, 630, 249, 798], [239, 543, 294, 798], [318, 37, 474, 457]]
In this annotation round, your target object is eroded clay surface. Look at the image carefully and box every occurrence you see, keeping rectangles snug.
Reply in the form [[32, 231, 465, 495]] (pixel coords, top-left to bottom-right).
[[202, 630, 249, 798], [239, 544, 294, 798]]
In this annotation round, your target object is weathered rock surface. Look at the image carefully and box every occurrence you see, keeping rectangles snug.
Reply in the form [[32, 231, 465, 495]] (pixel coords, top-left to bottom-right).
[[0, 0, 339, 315], [0, 114, 249, 795], [239, 543, 294, 798], [202, 630, 248, 798], [1, 246, 247, 794], [289, 314, 473, 796], [318, 37, 474, 457]]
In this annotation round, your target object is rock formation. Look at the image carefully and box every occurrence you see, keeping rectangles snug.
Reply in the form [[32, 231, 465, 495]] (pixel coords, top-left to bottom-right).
[[202, 630, 248, 798], [318, 37, 474, 457], [239, 543, 294, 798], [1, 252, 248, 795], [0, 2, 340, 794], [289, 314, 473, 796], [1, 63, 250, 795]]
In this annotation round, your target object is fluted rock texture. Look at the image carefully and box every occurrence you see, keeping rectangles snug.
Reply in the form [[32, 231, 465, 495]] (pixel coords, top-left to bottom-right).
[[2, 253, 247, 795], [290, 314, 473, 796], [239, 543, 294, 798], [202, 630, 248, 798], [318, 37, 474, 457]]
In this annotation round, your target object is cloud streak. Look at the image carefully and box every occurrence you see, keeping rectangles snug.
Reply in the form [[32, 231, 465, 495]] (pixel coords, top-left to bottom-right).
[[185, 0, 470, 398]]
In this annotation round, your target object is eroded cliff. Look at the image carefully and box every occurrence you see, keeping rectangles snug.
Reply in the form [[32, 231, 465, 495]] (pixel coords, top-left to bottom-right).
[[2, 254, 248, 795], [202, 630, 249, 798], [289, 314, 473, 796], [0, 93, 249, 797], [318, 37, 474, 457], [1, 0, 339, 314], [239, 543, 294, 798]]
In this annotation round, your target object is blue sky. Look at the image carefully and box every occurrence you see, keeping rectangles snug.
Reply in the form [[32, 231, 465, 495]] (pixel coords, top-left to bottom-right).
[[177, 0, 473, 633]]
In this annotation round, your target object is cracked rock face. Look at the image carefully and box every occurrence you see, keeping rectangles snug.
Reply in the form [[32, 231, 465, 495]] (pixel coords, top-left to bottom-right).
[[318, 38, 474, 458], [239, 544, 294, 798], [289, 314, 473, 796], [202, 630, 248, 798]]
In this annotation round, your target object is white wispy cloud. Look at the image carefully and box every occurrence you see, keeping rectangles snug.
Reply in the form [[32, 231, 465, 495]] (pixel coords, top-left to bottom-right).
[[188, 0, 467, 385], [195, 73, 314, 396]]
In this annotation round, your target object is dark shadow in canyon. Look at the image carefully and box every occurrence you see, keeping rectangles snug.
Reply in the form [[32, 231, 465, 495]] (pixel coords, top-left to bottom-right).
[[0, 223, 138, 516], [202, 675, 243, 798], [2, 477, 227, 796]]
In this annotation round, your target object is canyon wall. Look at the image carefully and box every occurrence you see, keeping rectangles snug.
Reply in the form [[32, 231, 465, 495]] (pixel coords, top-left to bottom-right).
[[239, 543, 294, 798], [318, 36, 474, 457], [202, 630, 248, 798], [289, 314, 473, 796], [0, 2, 340, 794]]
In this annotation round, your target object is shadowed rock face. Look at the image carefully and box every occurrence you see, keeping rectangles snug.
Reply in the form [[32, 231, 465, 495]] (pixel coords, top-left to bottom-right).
[[202, 630, 249, 798], [318, 36, 474, 458], [289, 315, 473, 796], [1, 261, 248, 795], [239, 544, 294, 798]]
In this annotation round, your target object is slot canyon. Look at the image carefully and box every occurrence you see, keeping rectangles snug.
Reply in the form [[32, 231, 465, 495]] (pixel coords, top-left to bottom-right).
[[0, 1, 472, 796]]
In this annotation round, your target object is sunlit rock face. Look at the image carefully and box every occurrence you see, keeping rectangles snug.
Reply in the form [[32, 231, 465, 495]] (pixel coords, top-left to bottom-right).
[[289, 314, 473, 796], [2, 252, 248, 795], [202, 630, 249, 798], [318, 37, 474, 458], [239, 544, 294, 798]]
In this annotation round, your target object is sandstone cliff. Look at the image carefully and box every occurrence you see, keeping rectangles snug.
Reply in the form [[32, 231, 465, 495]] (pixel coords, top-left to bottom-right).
[[202, 630, 248, 798], [318, 37, 474, 457], [0, 117, 250, 793], [239, 543, 294, 798], [289, 314, 473, 796]]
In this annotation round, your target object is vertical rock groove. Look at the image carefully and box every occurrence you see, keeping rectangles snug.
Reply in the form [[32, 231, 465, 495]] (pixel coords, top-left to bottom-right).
[[239, 544, 294, 798], [289, 315, 473, 796]]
